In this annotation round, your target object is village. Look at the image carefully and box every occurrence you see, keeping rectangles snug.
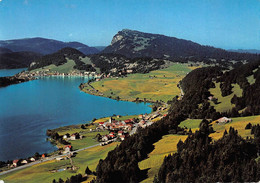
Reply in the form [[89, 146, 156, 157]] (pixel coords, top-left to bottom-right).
[[0, 105, 169, 173]]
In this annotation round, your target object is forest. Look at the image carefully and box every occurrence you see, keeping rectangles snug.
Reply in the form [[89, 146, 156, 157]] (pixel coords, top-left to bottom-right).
[[93, 60, 260, 182]]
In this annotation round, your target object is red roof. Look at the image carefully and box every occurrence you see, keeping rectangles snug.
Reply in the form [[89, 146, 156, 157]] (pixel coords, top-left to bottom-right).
[[109, 134, 115, 138], [110, 132, 115, 134], [99, 122, 105, 125], [13, 159, 19, 163], [65, 145, 72, 149], [42, 154, 46, 158], [124, 119, 131, 123], [118, 131, 123, 133], [163, 114, 167, 117]]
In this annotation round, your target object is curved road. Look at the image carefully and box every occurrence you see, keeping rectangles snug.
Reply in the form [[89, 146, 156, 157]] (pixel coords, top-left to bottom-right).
[[0, 144, 100, 176]]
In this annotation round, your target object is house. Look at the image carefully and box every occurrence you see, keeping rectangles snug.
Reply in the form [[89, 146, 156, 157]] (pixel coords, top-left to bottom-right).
[[117, 115, 121, 118], [21, 160, 28, 164], [109, 134, 115, 138], [64, 145, 72, 152], [13, 160, 19, 167], [120, 135, 126, 141], [118, 131, 123, 136], [102, 135, 109, 142], [63, 134, 70, 139], [124, 119, 133, 124], [138, 115, 143, 119], [217, 117, 232, 124], [30, 157, 36, 162], [56, 157, 64, 161], [208, 96, 214, 100], [70, 133, 80, 140]]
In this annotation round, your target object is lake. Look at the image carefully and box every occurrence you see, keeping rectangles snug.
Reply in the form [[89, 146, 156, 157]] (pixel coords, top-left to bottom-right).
[[0, 69, 151, 161]]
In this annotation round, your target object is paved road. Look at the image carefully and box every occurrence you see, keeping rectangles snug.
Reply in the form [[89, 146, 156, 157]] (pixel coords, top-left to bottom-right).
[[0, 144, 100, 176]]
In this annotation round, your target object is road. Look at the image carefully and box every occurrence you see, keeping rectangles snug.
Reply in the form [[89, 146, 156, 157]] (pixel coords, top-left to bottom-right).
[[0, 144, 100, 176]]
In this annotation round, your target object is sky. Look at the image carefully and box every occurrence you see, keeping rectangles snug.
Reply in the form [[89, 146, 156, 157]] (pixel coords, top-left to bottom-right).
[[0, 0, 260, 49]]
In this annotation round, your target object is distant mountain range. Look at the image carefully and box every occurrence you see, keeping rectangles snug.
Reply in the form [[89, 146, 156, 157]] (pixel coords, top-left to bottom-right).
[[0, 49, 42, 69], [103, 29, 257, 61], [228, 49, 260, 54], [0, 37, 100, 55], [2, 30, 259, 70]]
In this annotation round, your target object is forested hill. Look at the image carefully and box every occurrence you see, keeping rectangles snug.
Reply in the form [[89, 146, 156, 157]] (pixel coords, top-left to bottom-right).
[[28, 47, 96, 72], [0, 51, 42, 69], [103, 29, 258, 62], [95, 60, 260, 182], [0, 37, 100, 55]]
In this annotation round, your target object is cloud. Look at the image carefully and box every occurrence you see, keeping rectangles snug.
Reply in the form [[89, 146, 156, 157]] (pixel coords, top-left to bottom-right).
[[0, 0, 2, 2], [24, 0, 28, 5], [69, 33, 73, 37]]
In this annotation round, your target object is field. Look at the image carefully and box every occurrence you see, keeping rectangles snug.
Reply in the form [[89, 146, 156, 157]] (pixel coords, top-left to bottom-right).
[[138, 135, 188, 183], [179, 115, 260, 140], [210, 115, 260, 140], [0, 143, 119, 183], [30, 56, 100, 74], [246, 74, 256, 85], [83, 64, 199, 102], [179, 119, 202, 132], [209, 82, 243, 112], [31, 58, 77, 73]]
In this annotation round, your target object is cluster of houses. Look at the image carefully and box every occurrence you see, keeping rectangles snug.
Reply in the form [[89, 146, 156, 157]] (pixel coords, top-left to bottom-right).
[[11, 154, 46, 168], [19, 70, 104, 79], [62, 132, 83, 141]]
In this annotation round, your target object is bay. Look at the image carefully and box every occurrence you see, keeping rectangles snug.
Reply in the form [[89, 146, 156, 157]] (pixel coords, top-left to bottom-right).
[[0, 71, 151, 161]]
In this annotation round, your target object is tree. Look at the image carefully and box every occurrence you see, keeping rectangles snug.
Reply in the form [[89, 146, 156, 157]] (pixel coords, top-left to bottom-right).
[[85, 166, 92, 175]]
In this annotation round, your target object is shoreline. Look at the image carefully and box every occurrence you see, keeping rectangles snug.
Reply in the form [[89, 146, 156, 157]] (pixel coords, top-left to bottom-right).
[[0, 75, 166, 174]]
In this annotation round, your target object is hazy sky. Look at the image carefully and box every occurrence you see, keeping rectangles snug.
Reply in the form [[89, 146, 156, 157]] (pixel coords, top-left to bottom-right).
[[0, 0, 259, 49]]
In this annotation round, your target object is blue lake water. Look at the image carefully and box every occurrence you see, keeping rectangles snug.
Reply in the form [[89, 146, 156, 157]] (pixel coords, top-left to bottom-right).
[[0, 70, 151, 161], [0, 68, 26, 77]]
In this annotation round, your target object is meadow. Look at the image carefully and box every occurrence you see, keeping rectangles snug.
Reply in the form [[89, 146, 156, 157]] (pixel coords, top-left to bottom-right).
[[138, 134, 188, 183], [209, 82, 243, 113], [83, 63, 199, 102], [0, 143, 119, 183]]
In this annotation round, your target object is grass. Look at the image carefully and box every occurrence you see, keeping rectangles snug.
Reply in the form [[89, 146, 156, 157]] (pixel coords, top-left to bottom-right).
[[210, 115, 260, 140], [52, 124, 107, 150], [246, 75, 256, 85], [0, 143, 119, 183], [178, 115, 260, 141], [209, 82, 243, 113], [31, 58, 77, 73], [83, 64, 199, 102], [138, 135, 187, 183], [179, 119, 202, 132], [80, 57, 101, 73]]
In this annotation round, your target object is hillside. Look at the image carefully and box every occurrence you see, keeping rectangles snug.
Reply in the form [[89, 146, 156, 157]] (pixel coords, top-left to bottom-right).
[[95, 61, 260, 182], [0, 51, 42, 69], [103, 29, 258, 63], [0, 37, 100, 55], [89, 53, 166, 75], [28, 47, 96, 73], [0, 47, 12, 54]]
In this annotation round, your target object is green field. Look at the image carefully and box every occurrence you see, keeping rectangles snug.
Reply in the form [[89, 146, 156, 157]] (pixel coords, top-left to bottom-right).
[[31, 58, 77, 73], [210, 115, 260, 140], [209, 82, 243, 112], [51, 124, 108, 150], [246, 74, 256, 85], [83, 64, 199, 102], [0, 143, 118, 183], [138, 135, 188, 183], [179, 119, 202, 132]]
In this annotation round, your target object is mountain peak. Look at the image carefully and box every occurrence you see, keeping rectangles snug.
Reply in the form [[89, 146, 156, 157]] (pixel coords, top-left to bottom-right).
[[103, 29, 257, 61]]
